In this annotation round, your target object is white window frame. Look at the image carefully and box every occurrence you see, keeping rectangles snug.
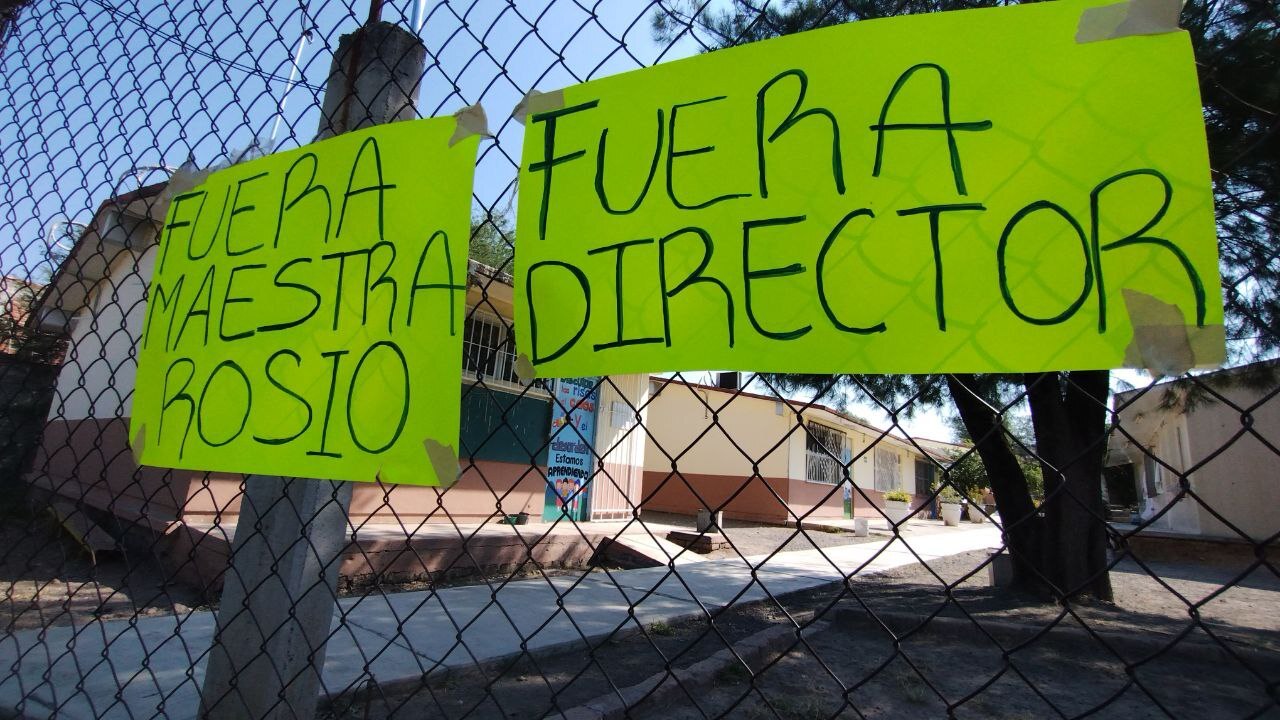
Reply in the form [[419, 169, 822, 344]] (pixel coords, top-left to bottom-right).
[[462, 310, 547, 397], [874, 447, 903, 492], [805, 421, 849, 485], [609, 400, 634, 429]]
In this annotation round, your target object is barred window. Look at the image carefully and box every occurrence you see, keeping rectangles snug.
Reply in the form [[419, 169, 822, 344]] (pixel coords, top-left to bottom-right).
[[462, 311, 521, 391], [874, 447, 902, 492], [805, 422, 849, 485]]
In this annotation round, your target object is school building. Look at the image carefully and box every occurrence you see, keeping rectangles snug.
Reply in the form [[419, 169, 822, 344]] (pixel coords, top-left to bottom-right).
[[641, 374, 953, 523]]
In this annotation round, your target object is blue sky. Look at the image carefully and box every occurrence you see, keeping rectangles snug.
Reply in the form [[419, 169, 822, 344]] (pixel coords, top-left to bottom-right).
[[0, 0, 712, 278]]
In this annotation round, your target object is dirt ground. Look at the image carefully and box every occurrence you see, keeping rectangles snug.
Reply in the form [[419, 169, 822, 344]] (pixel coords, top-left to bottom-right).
[[635, 549, 1280, 719], [330, 548, 1280, 719], [641, 511, 881, 559], [0, 510, 873, 631], [8, 508, 1277, 718], [0, 511, 208, 631]]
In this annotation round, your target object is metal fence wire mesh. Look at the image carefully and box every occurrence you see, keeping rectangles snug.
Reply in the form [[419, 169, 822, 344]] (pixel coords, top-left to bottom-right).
[[1, 0, 1278, 718]]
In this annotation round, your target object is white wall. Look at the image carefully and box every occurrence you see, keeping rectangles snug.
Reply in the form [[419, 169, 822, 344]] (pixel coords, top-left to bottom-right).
[[48, 244, 152, 422], [643, 383, 795, 479], [1114, 375, 1280, 540], [643, 385, 926, 490]]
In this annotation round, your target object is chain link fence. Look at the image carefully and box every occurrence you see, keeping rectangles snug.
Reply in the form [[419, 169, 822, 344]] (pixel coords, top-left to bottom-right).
[[1, 0, 1277, 718]]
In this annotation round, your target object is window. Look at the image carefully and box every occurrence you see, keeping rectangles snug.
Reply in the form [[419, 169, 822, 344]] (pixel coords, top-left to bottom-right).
[[874, 448, 902, 492], [462, 311, 522, 391], [609, 400, 633, 429], [805, 422, 849, 485], [915, 459, 934, 491], [1142, 451, 1162, 497]]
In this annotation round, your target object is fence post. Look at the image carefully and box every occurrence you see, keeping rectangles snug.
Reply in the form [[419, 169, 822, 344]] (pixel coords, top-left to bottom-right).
[[198, 19, 426, 720]]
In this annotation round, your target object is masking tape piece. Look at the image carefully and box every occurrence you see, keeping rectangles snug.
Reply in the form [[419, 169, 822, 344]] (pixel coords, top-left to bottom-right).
[[131, 424, 146, 466], [423, 438, 461, 484], [515, 353, 536, 383], [512, 89, 565, 125], [450, 104, 491, 147], [154, 162, 211, 218], [166, 164, 212, 196], [1076, 0, 1182, 43], [1121, 289, 1223, 376]]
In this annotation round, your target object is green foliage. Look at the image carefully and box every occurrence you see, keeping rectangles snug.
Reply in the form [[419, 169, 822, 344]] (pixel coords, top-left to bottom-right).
[[1019, 455, 1044, 501], [1184, 1, 1279, 363], [883, 489, 912, 503], [945, 447, 1043, 501], [944, 452, 987, 497], [937, 486, 963, 504], [653, 0, 1006, 48], [469, 210, 514, 273], [648, 620, 674, 636]]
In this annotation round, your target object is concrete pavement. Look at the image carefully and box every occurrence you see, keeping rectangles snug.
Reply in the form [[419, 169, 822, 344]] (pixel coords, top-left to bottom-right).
[[0, 522, 1002, 719]]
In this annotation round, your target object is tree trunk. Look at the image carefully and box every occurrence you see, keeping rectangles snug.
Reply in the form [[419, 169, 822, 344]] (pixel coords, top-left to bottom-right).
[[945, 374, 1045, 593], [1023, 371, 1114, 601]]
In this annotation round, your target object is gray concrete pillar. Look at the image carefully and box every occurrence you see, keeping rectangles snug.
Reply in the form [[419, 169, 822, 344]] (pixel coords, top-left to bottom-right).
[[199, 19, 426, 720], [315, 21, 426, 140]]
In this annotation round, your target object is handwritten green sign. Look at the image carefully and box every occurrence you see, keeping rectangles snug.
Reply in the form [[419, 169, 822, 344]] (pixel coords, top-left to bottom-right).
[[514, 0, 1223, 378], [131, 118, 479, 485]]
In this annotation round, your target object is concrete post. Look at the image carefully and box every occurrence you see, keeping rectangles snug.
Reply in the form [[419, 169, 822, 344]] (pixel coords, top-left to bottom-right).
[[315, 21, 425, 141], [199, 20, 426, 720]]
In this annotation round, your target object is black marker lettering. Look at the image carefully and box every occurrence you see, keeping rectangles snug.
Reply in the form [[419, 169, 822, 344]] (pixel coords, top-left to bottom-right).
[[742, 216, 810, 340], [196, 360, 251, 448], [172, 265, 216, 350], [526, 260, 591, 364], [596, 108, 663, 215], [336, 136, 396, 242], [321, 248, 362, 331], [528, 101, 600, 240], [757, 69, 844, 199], [367, 241, 398, 334], [659, 227, 734, 348], [143, 274, 184, 351], [189, 186, 229, 262], [253, 349, 313, 445], [160, 191, 205, 274], [158, 358, 196, 459], [258, 257, 320, 333], [307, 349, 348, 458], [667, 96, 751, 210], [998, 200, 1092, 326], [275, 152, 332, 247], [897, 203, 985, 331], [346, 341, 409, 454], [224, 172, 268, 257], [587, 238, 663, 351], [816, 209, 886, 335], [871, 64, 992, 196], [218, 263, 265, 341], [408, 230, 466, 334], [1090, 169, 1205, 331]]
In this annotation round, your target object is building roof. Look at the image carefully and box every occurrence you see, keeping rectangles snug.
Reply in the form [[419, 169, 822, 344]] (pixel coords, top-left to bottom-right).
[[31, 181, 168, 332], [1113, 357, 1280, 403], [649, 375, 966, 461]]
